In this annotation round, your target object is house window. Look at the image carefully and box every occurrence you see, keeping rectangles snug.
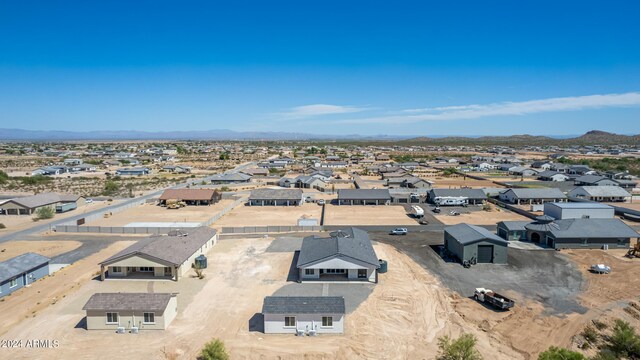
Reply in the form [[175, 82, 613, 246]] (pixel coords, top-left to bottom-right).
[[143, 312, 155, 324], [111, 266, 122, 273], [305, 269, 314, 275], [106, 312, 119, 324], [284, 316, 296, 327], [322, 316, 333, 327], [325, 269, 346, 274], [10, 278, 18, 288], [357, 269, 368, 279], [139, 267, 153, 272]]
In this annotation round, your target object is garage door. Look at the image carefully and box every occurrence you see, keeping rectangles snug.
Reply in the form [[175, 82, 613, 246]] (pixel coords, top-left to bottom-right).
[[477, 245, 494, 263]]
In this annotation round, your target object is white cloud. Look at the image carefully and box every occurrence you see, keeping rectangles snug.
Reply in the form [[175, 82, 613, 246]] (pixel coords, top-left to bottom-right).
[[279, 104, 368, 119], [337, 92, 640, 124]]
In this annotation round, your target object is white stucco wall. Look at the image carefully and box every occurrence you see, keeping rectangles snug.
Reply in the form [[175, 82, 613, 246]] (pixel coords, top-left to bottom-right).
[[263, 313, 344, 334]]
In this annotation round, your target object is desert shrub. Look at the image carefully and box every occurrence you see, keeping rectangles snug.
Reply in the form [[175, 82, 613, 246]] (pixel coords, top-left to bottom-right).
[[198, 339, 229, 360], [593, 319, 608, 331], [537, 346, 585, 360], [0, 223, 6, 229], [437, 333, 482, 360], [103, 180, 120, 196], [34, 207, 55, 220], [581, 325, 599, 345]]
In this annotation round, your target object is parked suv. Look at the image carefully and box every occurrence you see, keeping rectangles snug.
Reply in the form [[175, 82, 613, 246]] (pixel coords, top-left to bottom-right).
[[389, 228, 408, 235]]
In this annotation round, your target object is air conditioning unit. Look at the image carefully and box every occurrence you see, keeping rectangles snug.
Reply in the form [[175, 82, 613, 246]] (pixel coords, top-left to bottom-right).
[[116, 327, 126, 334], [131, 327, 139, 334]]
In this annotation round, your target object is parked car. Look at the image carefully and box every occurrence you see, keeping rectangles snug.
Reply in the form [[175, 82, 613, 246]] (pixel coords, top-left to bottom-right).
[[432, 206, 441, 213], [389, 228, 408, 235], [418, 219, 429, 225], [85, 198, 93, 203], [590, 264, 611, 274], [317, 199, 325, 205]]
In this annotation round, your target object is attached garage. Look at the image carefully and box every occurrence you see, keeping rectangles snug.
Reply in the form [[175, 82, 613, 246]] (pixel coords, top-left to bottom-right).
[[444, 223, 509, 264]]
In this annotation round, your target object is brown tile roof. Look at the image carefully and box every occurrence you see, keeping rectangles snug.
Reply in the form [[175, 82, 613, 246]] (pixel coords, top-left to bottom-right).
[[159, 189, 217, 201]]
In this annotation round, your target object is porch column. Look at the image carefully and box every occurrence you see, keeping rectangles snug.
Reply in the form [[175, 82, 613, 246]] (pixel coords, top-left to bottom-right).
[[100, 265, 105, 281]]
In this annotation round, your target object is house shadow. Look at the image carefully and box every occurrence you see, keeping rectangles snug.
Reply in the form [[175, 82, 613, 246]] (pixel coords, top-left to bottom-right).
[[428, 245, 461, 265], [248, 313, 264, 333], [287, 251, 300, 282], [74, 317, 88, 330]]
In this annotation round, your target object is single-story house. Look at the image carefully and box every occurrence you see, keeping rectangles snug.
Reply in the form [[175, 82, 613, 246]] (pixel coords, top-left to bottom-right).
[[210, 172, 252, 184], [428, 189, 487, 205], [615, 179, 638, 190], [567, 165, 596, 175], [537, 171, 570, 182], [531, 161, 552, 170], [444, 223, 508, 264], [241, 168, 269, 177], [498, 188, 567, 205], [0, 253, 50, 298], [162, 165, 192, 174], [115, 167, 150, 176], [387, 176, 433, 189], [508, 166, 539, 177], [158, 189, 221, 206], [1, 193, 85, 215], [297, 228, 380, 283], [337, 189, 391, 205], [568, 186, 631, 202], [83, 293, 178, 330], [574, 175, 620, 187], [524, 216, 639, 249], [248, 188, 304, 206], [99, 226, 218, 281], [262, 296, 345, 335], [496, 221, 530, 241], [543, 202, 615, 220]]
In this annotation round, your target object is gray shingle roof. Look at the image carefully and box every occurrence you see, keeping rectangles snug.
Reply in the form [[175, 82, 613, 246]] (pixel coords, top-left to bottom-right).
[[497, 221, 530, 231], [249, 188, 303, 201], [0, 253, 50, 283], [210, 173, 252, 182], [8, 193, 80, 209], [297, 227, 380, 268], [445, 223, 508, 246], [570, 186, 631, 197], [533, 218, 639, 239], [337, 189, 391, 200], [575, 175, 609, 184], [262, 296, 345, 314], [100, 226, 217, 266], [504, 188, 567, 199], [82, 293, 175, 312], [430, 189, 487, 199]]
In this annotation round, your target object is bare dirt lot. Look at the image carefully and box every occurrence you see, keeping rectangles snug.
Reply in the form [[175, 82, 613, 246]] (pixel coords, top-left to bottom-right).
[[88, 200, 236, 226], [434, 205, 531, 225], [215, 203, 323, 226], [0, 240, 82, 262], [422, 175, 500, 189], [323, 204, 418, 226]]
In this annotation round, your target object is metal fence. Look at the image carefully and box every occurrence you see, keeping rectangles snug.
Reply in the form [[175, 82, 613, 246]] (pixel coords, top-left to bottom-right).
[[221, 226, 323, 234], [55, 196, 247, 234]]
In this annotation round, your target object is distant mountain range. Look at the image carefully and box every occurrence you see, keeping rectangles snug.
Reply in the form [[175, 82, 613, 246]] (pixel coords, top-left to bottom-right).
[[0, 128, 637, 145], [403, 130, 640, 146]]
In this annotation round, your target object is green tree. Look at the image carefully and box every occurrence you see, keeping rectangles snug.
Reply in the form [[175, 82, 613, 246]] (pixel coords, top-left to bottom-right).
[[34, 206, 55, 220], [537, 347, 585, 360], [198, 339, 229, 360], [0, 170, 8, 184], [103, 180, 120, 196], [437, 333, 482, 360], [605, 319, 640, 358]]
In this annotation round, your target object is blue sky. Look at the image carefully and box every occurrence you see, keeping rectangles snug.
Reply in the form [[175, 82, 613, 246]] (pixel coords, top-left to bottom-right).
[[1, 1, 640, 136]]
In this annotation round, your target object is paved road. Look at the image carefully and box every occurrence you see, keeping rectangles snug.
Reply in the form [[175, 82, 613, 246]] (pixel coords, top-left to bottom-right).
[[0, 161, 255, 244]]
